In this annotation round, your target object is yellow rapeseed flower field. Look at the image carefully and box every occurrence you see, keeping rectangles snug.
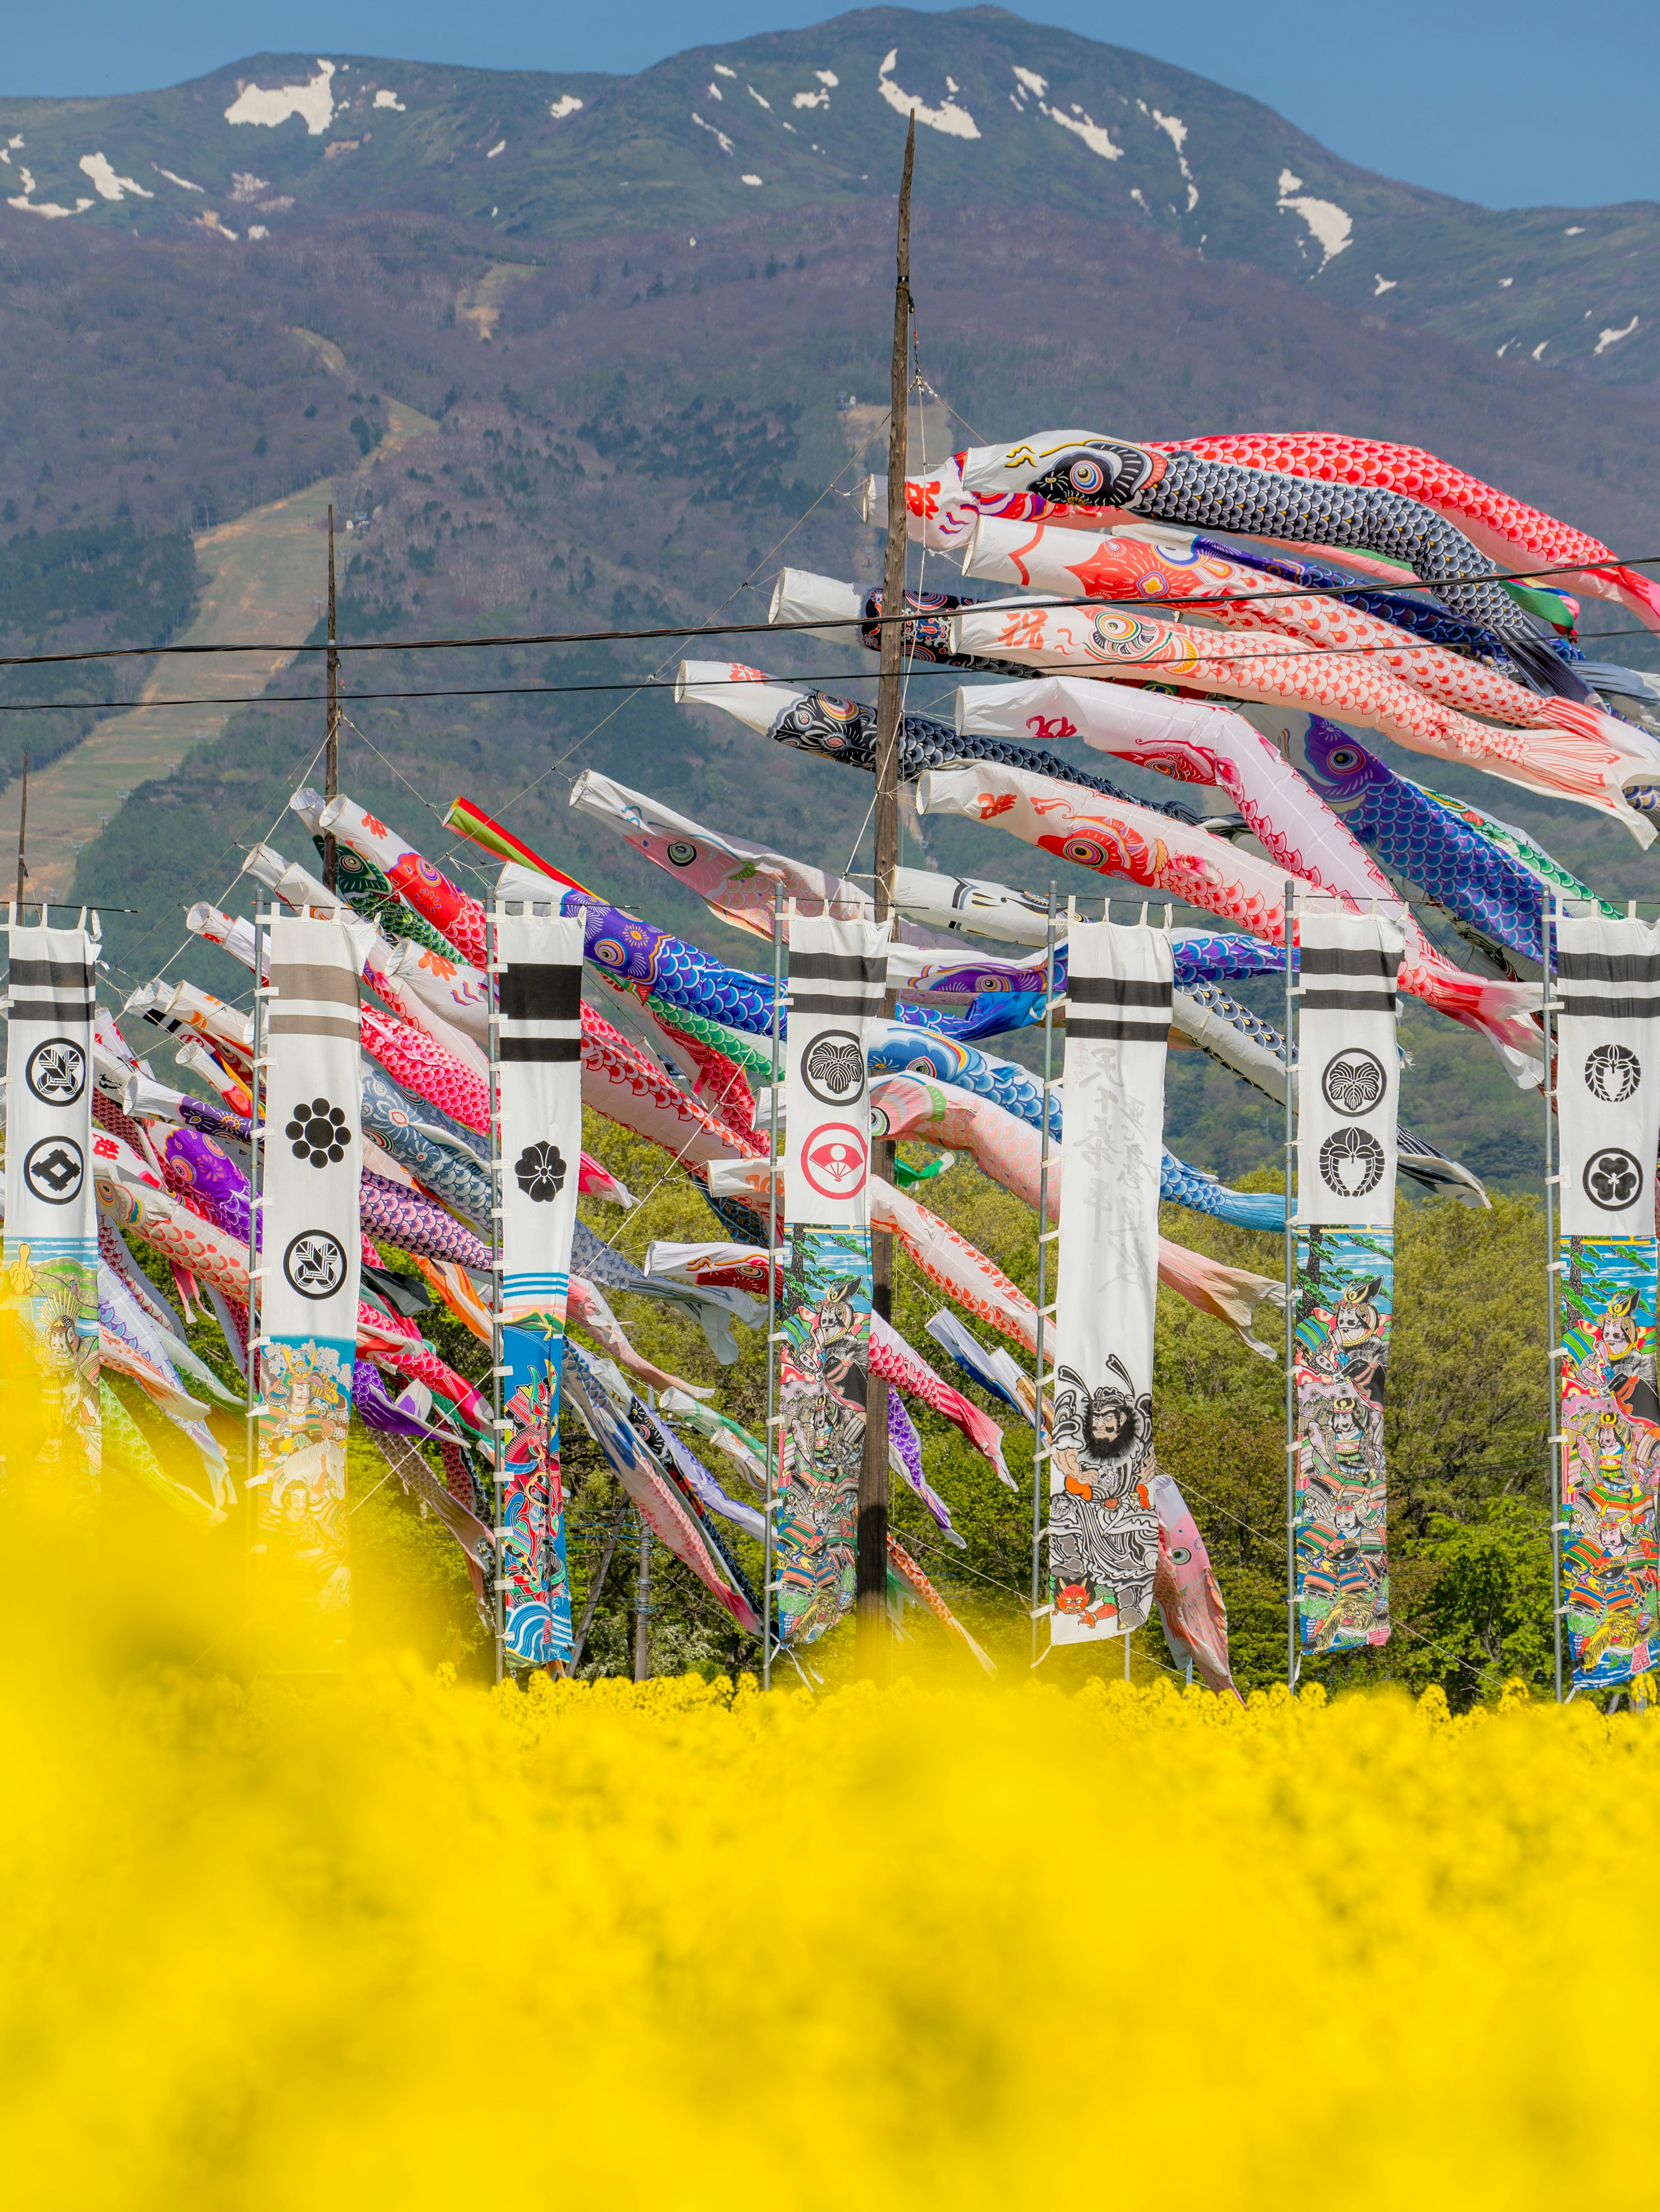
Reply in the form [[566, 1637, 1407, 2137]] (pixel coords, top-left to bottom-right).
[[3, 1550, 1656, 2204]]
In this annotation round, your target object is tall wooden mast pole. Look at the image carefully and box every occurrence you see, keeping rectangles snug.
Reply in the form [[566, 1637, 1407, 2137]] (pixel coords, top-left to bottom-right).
[[855, 113, 914, 1677], [323, 505, 340, 892], [13, 752, 28, 910]]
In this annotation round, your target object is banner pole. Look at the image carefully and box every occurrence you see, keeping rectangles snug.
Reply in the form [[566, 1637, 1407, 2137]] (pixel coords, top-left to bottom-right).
[[764, 880, 783, 1691], [245, 902, 268, 1680], [1284, 878, 1298, 1691], [487, 895, 505, 1688], [1029, 882, 1058, 1664], [1543, 888, 1564, 1704]]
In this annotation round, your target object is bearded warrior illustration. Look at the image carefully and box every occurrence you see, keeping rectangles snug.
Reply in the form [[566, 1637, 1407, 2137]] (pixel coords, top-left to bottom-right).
[[1047, 1355, 1159, 1632]]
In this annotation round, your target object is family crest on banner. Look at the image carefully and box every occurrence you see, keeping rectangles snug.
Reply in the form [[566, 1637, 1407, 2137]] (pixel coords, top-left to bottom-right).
[[253, 915, 363, 1662], [776, 908, 889, 1643], [494, 902, 585, 1668], [1553, 911, 1660, 1691], [3, 918, 100, 1483], [1292, 905, 1404, 1657]]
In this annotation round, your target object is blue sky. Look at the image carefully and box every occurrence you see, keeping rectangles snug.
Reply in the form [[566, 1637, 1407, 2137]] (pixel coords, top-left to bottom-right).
[[5, 1, 1657, 212]]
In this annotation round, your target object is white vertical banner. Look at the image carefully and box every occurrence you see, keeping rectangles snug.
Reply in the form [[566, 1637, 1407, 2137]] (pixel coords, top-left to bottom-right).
[[1049, 916, 1170, 1642], [255, 915, 363, 1649], [783, 910, 890, 1228], [3, 921, 100, 1475], [1294, 910, 1404, 1228], [1556, 912, 1660, 1235], [497, 907, 586, 1665], [776, 909, 889, 1643]]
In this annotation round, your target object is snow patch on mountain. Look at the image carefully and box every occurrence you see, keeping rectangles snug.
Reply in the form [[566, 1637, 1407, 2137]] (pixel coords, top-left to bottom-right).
[[1277, 170, 1351, 268], [79, 153, 153, 201], [877, 50, 980, 140], [225, 60, 337, 136], [1593, 316, 1638, 356]]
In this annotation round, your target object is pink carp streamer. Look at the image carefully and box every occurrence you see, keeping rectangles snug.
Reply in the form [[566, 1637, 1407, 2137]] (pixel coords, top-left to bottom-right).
[[642, 1237, 1010, 1480], [323, 793, 758, 1170], [946, 597, 1658, 842], [1152, 1472, 1241, 1699], [1148, 431, 1660, 635], [915, 758, 1542, 1064], [709, 1163, 1282, 1359], [957, 675, 1545, 1075], [961, 515, 1644, 787]]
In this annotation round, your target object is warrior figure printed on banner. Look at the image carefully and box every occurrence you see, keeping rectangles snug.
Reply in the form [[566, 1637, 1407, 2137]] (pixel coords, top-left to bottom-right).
[[775, 1228, 871, 1644], [255, 1338, 351, 1614], [1559, 1239, 1660, 1688], [1048, 1354, 1159, 1633], [1294, 1229, 1392, 1652]]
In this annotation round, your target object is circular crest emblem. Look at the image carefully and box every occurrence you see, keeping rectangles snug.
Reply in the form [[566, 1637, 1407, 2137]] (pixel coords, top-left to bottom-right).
[[1322, 1048, 1386, 1117], [801, 1123, 868, 1202], [22, 1135, 85, 1207], [1318, 1126, 1385, 1199], [513, 1141, 567, 1203], [25, 1038, 86, 1106], [286, 1098, 349, 1168], [1583, 1147, 1645, 1213], [283, 1231, 348, 1300], [1585, 1043, 1641, 1105], [800, 1028, 865, 1107]]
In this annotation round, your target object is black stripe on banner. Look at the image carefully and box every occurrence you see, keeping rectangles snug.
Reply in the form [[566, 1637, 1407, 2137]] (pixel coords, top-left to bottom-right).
[[1558, 951, 1660, 984], [791, 993, 882, 1019], [7, 999, 93, 1024], [1561, 994, 1660, 1021], [1299, 946, 1396, 978], [1301, 989, 1397, 1013], [1069, 976, 1174, 1009], [500, 1036, 583, 1062], [501, 965, 582, 1022], [1069, 1019, 1172, 1042], [9, 960, 94, 990], [789, 952, 887, 984]]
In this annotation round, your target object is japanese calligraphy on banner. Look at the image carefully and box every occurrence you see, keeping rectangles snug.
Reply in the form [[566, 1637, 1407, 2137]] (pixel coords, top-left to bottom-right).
[[1049, 918, 1170, 1644]]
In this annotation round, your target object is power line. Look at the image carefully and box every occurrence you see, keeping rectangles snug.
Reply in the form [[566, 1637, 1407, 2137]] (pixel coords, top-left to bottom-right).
[[3, 550, 1658, 672]]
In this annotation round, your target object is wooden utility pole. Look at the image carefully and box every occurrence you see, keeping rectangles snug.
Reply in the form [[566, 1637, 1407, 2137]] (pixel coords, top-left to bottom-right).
[[322, 505, 340, 892], [855, 113, 914, 1678], [13, 752, 28, 909]]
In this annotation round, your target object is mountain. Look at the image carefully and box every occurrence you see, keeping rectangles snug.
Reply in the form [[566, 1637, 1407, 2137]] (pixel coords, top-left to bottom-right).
[[3, 9, 1659, 384], [0, 8, 1656, 1202]]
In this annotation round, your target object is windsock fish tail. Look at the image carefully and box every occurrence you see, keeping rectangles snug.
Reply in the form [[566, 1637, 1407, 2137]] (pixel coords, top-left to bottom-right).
[[444, 795, 599, 897], [1612, 565, 1660, 637]]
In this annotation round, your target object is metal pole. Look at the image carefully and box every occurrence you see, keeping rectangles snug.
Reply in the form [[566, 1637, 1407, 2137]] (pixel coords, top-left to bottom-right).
[[764, 881, 783, 1691], [322, 507, 340, 892], [487, 895, 505, 1685], [1284, 877, 1299, 1690], [856, 112, 915, 1678], [568, 1518, 621, 1674], [245, 903, 268, 1679], [1030, 883, 1058, 1664], [1543, 889, 1564, 1704], [633, 1509, 652, 1681]]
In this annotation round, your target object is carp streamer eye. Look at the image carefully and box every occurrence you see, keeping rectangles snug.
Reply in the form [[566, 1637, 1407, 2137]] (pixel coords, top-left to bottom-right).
[[1067, 457, 1106, 495], [1326, 747, 1363, 773]]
